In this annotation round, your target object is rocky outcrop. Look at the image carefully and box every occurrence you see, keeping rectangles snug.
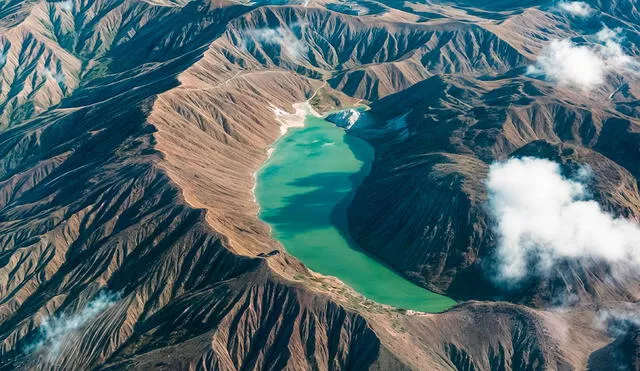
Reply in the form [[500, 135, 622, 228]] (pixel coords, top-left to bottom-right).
[[0, 0, 637, 369], [348, 70, 640, 304], [0, 1, 400, 369]]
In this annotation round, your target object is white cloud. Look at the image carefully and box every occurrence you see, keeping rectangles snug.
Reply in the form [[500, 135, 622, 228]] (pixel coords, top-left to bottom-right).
[[26, 291, 120, 361], [526, 40, 605, 87], [527, 27, 638, 89], [596, 27, 635, 68], [244, 23, 308, 60], [42, 67, 66, 84], [486, 157, 640, 283], [558, 1, 594, 17], [596, 305, 640, 337], [57, 0, 73, 11]]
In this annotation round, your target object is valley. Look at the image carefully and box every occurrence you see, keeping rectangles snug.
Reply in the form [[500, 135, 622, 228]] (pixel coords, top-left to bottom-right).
[[255, 111, 456, 312], [0, 0, 638, 369]]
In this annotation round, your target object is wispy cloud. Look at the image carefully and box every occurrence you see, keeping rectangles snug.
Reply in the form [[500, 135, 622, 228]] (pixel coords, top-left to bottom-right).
[[26, 291, 120, 362], [486, 157, 640, 283], [58, 0, 73, 12], [243, 22, 308, 60], [558, 1, 594, 17], [43, 67, 66, 84], [526, 27, 638, 90], [596, 305, 640, 337]]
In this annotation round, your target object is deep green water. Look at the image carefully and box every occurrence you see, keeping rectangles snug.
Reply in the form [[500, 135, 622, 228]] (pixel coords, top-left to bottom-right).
[[255, 114, 456, 313]]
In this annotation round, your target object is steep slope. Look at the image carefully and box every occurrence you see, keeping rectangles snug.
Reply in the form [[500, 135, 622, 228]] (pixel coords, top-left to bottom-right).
[[203, 6, 530, 101], [590, 0, 640, 27], [348, 69, 640, 305], [0, 1, 410, 369], [0, 1, 441, 370], [0, 1, 81, 127], [0, 0, 638, 369]]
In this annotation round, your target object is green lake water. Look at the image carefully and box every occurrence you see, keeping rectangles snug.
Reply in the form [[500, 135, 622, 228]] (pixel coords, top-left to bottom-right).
[[255, 114, 456, 313]]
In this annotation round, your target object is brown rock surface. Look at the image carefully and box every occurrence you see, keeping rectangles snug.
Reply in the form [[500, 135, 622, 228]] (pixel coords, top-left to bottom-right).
[[0, 0, 638, 370]]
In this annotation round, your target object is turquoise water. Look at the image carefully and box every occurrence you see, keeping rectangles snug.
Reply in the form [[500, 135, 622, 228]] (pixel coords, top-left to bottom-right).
[[255, 114, 456, 312]]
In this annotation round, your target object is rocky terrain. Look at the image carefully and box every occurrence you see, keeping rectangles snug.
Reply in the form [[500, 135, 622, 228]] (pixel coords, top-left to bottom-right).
[[0, 0, 638, 370]]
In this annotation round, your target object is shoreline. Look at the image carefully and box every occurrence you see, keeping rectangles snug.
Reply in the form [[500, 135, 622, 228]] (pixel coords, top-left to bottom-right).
[[251, 101, 320, 205], [252, 113, 456, 313]]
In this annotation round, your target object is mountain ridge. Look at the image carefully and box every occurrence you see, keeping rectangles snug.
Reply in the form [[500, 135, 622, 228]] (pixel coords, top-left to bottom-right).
[[0, 0, 638, 369]]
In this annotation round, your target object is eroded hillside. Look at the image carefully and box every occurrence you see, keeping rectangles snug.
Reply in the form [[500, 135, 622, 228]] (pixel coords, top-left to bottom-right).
[[0, 0, 638, 370]]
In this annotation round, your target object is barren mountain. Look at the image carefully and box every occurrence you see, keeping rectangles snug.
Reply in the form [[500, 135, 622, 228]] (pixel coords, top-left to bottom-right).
[[0, 0, 638, 370], [349, 72, 640, 304]]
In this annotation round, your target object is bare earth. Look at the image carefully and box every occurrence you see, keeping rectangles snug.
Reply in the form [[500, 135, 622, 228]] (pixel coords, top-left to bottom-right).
[[0, 0, 639, 370]]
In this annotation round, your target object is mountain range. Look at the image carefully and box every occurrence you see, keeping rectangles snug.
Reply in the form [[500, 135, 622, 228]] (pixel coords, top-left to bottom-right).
[[0, 0, 639, 369]]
